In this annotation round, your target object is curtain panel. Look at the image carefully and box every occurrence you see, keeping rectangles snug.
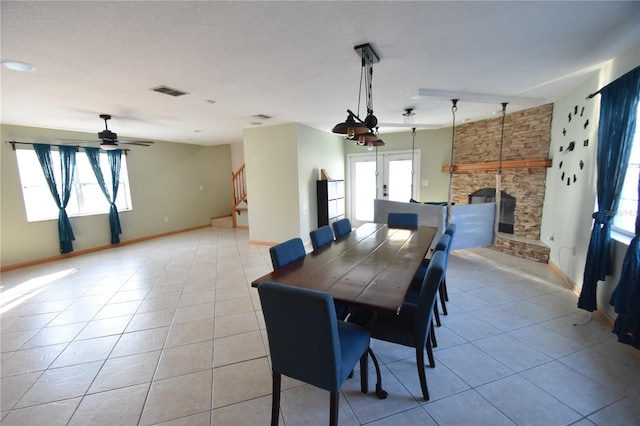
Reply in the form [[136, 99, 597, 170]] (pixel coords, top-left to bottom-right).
[[85, 147, 122, 244], [578, 66, 640, 312], [33, 144, 76, 254]]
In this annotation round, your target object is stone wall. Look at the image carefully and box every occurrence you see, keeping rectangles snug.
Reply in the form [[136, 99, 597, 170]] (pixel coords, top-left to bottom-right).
[[452, 104, 553, 261]]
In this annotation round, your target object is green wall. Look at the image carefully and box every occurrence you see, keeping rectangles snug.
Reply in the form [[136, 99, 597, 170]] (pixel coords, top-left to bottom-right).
[[1, 124, 232, 268]]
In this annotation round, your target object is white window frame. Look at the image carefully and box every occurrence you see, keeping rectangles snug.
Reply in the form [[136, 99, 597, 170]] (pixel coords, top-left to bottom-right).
[[611, 104, 640, 238], [15, 147, 133, 222]]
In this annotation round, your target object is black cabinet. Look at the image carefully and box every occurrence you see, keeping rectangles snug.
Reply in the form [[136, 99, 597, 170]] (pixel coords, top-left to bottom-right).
[[317, 180, 345, 227]]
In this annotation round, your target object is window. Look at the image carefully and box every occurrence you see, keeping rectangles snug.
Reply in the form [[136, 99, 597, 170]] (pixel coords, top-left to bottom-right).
[[612, 105, 640, 236], [15, 148, 133, 222]]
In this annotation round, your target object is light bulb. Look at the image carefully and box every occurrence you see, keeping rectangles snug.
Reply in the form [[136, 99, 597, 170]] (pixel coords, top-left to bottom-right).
[[367, 142, 374, 151]]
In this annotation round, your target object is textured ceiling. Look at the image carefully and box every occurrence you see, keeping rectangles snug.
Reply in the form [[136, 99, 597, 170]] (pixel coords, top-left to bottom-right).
[[1, 1, 639, 146]]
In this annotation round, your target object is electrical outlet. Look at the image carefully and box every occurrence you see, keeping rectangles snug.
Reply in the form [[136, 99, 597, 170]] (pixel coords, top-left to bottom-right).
[[164, 217, 169, 223]]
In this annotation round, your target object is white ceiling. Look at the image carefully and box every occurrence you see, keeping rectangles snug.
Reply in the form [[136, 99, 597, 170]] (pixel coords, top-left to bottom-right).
[[1, 1, 639, 146]]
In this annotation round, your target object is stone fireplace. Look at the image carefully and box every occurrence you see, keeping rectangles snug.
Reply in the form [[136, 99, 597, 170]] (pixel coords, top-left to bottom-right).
[[447, 104, 553, 263], [469, 188, 515, 234]]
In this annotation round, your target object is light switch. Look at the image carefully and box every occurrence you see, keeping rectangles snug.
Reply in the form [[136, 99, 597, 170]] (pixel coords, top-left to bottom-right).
[[422, 180, 429, 187]]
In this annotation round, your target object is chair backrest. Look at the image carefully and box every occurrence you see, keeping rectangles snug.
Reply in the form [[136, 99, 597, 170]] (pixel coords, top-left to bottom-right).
[[258, 281, 341, 392], [269, 237, 306, 269], [387, 212, 419, 228], [434, 233, 451, 253], [414, 251, 446, 348], [332, 218, 352, 238], [444, 223, 456, 255], [310, 225, 335, 250]]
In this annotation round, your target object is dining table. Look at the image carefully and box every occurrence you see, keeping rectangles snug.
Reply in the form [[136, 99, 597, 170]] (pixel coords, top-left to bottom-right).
[[252, 222, 437, 315], [252, 222, 437, 398]]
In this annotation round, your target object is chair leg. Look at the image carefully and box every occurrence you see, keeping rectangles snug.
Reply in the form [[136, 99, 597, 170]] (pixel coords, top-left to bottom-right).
[[416, 348, 430, 401], [271, 371, 281, 426], [433, 302, 441, 327], [329, 391, 339, 426], [442, 278, 449, 302], [430, 321, 438, 348], [439, 287, 448, 316], [359, 353, 368, 393], [426, 332, 435, 368]]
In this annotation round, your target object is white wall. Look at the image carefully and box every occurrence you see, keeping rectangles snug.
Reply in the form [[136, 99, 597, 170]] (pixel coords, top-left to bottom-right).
[[243, 122, 345, 245], [1, 124, 232, 268], [541, 41, 640, 317]]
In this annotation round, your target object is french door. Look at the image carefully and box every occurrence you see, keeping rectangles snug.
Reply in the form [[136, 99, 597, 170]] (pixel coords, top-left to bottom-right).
[[348, 150, 420, 226]]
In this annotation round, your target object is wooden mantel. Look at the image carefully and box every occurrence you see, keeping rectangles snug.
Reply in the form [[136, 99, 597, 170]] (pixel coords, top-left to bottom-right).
[[441, 159, 552, 172]]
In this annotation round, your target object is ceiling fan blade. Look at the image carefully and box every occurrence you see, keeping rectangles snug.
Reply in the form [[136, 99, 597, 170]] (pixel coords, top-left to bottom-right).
[[118, 140, 154, 146]]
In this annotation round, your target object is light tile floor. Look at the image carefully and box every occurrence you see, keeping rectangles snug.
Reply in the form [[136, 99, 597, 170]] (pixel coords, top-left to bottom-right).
[[1, 226, 639, 425]]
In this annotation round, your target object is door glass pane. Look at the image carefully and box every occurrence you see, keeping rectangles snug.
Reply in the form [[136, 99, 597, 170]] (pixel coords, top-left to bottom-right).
[[354, 161, 377, 222], [388, 159, 413, 202]]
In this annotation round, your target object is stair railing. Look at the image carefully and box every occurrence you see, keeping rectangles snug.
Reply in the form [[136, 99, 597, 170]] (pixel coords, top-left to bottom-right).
[[231, 164, 247, 228]]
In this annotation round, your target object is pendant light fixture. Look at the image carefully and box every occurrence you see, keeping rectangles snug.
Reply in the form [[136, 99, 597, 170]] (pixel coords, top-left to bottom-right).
[[332, 43, 384, 147], [403, 108, 415, 124], [494, 102, 508, 242], [447, 99, 459, 225], [410, 127, 416, 198]]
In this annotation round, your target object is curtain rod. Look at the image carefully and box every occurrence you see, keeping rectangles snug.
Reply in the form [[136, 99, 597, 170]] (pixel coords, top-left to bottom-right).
[[5, 140, 129, 154], [586, 89, 601, 100]]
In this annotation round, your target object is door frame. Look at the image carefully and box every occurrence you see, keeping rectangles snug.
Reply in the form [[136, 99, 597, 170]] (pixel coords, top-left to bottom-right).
[[347, 149, 421, 226]]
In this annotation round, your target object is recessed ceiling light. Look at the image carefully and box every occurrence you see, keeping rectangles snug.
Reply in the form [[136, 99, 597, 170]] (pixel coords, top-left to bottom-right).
[[194, 129, 203, 133], [1, 60, 36, 72], [205, 99, 216, 104]]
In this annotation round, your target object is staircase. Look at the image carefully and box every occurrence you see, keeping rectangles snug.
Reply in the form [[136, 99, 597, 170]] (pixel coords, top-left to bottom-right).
[[232, 164, 248, 228]]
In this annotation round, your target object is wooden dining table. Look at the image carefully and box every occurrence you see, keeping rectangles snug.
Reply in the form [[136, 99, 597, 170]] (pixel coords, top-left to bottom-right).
[[251, 223, 437, 316]]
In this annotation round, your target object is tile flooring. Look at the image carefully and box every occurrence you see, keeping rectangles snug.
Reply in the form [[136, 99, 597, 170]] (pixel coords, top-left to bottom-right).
[[1, 226, 639, 425]]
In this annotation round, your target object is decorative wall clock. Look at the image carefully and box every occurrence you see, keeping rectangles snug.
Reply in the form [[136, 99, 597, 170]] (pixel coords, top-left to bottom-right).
[[558, 104, 590, 186]]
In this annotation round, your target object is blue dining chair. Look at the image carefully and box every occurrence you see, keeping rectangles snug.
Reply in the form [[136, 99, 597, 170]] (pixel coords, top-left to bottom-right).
[[387, 212, 419, 228], [332, 218, 352, 239], [439, 223, 457, 310], [349, 251, 446, 401], [404, 233, 450, 350], [258, 281, 371, 426], [269, 237, 306, 270], [310, 225, 335, 250]]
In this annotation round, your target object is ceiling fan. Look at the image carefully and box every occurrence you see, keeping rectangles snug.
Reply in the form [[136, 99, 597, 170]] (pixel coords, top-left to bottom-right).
[[59, 114, 154, 150]]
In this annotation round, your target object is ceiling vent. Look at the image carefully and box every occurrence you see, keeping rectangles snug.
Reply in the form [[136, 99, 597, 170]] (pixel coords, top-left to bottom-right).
[[252, 114, 272, 120], [151, 85, 189, 97]]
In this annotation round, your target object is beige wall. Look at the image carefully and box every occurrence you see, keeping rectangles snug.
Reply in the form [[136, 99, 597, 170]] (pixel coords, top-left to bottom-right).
[[296, 124, 345, 236], [243, 122, 345, 245], [1, 124, 232, 268], [244, 123, 301, 244]]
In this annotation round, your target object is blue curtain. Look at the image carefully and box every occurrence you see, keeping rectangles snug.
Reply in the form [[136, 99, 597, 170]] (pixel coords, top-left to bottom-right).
[[578, 66, 640, 312], [610, 170, 640, 348], [33, 144, 76, 254], [85, 147, 122, 244]]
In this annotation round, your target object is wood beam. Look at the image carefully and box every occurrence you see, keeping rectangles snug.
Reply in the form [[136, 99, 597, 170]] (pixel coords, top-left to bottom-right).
[[442, 159, 552, 172]]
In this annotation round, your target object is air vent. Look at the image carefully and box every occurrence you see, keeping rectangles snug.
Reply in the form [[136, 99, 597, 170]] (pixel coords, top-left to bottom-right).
[[252, 114, 272, 120], [151, 85, 189, 97]]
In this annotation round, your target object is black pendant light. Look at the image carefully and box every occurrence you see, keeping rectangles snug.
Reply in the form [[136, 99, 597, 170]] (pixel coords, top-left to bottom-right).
[[332, 43, 383, 147]]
